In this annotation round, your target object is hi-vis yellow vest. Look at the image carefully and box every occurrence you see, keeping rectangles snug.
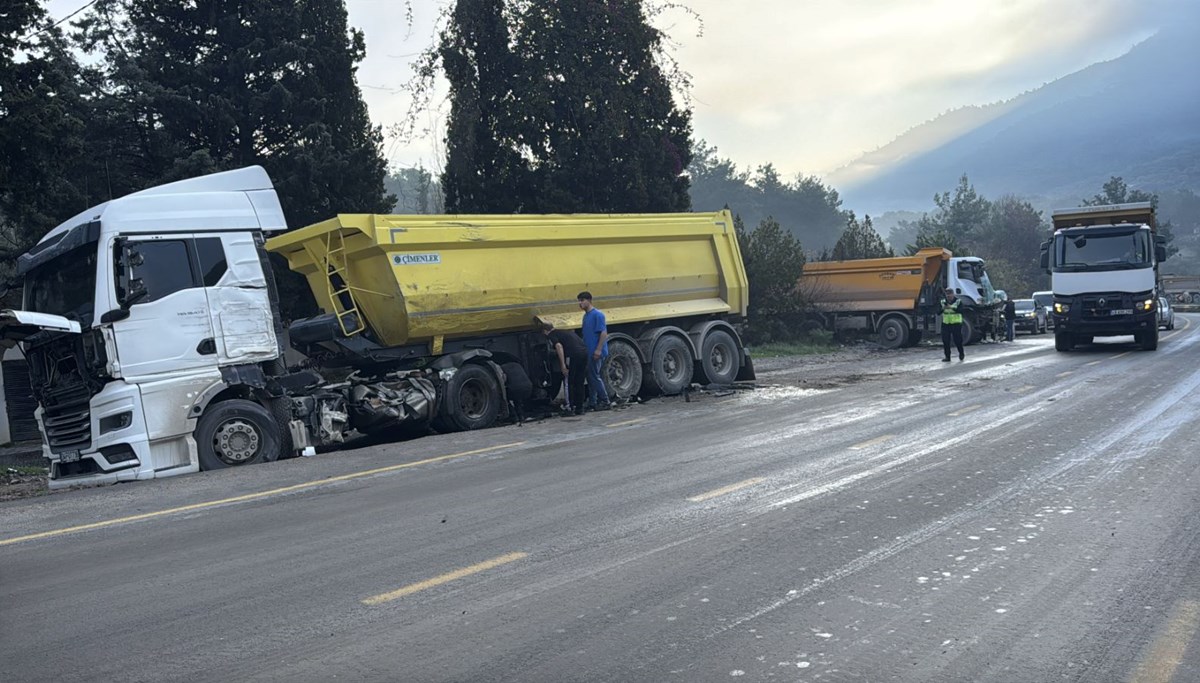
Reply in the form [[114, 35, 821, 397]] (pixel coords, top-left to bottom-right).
[[941, 298, 963, 325]]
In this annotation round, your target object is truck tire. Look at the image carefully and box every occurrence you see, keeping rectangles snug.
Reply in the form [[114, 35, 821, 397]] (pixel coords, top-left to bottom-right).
[[877, 318, 909, 350], [196, 399, 281, 470], [960, 317, 977, 346], [604, 340, 643, 399], [1054, 330, 1073, 352], [697, 330, 740, 384], [643, 334, 694, 396], [1139, 327, 1159, 351], [271, 398, 297, 459], [442, 364, 501, 431]]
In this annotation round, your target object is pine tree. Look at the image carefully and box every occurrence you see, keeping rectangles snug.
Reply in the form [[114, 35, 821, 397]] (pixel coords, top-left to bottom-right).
[[77, 0, 394, 230], [1, 1, 92, 283], [439, 0, 693, 213], [831, 213, 894, 260]]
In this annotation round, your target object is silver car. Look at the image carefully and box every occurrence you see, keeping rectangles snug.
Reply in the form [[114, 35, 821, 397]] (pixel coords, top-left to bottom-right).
[[1032, 291, 1054, 330], [1158, 297, 1176, 330]]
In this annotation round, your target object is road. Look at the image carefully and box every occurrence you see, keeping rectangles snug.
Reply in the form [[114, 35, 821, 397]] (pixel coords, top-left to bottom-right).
[[3, 318, 1200, 682]]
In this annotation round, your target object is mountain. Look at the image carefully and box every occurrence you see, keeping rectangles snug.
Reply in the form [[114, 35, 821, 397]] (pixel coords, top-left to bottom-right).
[[832, 19, 1200, 216]]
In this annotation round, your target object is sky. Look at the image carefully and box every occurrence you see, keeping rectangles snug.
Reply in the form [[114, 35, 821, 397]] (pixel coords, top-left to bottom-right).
[[45, 0, 1186, 180]]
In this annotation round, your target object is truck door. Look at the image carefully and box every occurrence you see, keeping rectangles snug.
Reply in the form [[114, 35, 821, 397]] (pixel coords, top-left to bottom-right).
[[195, 232, 279, 365], [109, 236, 217, 378]]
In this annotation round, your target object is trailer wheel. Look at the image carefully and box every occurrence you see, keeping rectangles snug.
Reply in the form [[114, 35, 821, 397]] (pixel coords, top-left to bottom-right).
[[443, 364, 501, 431], [697, 330, 740, 384], [877, 318, 909, 349], [196, 399, 281, 470], [604, 340, 643, 399], [643, 335, 694, 396], [1054, 330, 1073, 352]]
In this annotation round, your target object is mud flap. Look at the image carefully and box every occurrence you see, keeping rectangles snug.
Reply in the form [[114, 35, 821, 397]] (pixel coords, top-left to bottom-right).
[[735, 351, 756, 381]]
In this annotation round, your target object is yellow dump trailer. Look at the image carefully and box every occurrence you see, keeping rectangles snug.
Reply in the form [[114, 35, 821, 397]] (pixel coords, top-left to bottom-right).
[[267, 212, 748, 345], [798, 248, 1003, 348], [801, 248, 950, 312], [267, 211, 753, 422]]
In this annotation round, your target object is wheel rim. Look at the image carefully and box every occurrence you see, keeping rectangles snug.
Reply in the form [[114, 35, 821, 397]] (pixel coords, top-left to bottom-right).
[[881, 321, 902, 344], [212, 419, 261, 465], [459, 378, 491, 419], [709, 342, 733, 376], [661, 349, 686, 382], [607, 353, 638, 395]]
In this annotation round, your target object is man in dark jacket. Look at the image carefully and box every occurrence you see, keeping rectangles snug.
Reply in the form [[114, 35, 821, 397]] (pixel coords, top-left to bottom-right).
[[500, 362, 533, 423], [541, 322, 589, 415], [1002, 295, 1016, 342]]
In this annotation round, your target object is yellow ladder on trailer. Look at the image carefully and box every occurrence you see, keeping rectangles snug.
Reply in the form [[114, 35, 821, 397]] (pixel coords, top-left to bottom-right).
[[299, 229, 378, 337]]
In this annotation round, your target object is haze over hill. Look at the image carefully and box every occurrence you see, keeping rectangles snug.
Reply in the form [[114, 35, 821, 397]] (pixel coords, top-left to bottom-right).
[[831, 13, 1200, 216]]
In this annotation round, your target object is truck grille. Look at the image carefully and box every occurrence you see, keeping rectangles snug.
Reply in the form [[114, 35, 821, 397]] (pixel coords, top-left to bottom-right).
[[41, 385, 92, 453], [1080, 294, 1132, 321]]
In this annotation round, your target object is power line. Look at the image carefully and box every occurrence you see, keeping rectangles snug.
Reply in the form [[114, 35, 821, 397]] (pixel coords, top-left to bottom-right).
[[21, 0, 100, 42]]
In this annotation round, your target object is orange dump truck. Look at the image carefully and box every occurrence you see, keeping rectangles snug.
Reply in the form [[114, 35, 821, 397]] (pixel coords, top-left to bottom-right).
[[799, 248, 1003, 348]]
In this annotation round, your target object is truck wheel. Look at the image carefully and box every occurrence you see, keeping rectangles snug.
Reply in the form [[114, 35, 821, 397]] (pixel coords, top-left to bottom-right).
[[196, 399, 281, 470], [1139, 327, 1159, 351], [443, 364, 501, 431], [604, 340, 643, 399], [877, 318, 909, 349], [697, 330, 740, 384], [960, 317, 977, 346], [644, 335, 694, 396], [270, 398, 297, 459], [1054, 330, 1073, 352]]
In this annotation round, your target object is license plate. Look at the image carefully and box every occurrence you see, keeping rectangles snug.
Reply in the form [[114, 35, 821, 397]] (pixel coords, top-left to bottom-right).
[[59, 450, 81, 463], [1111, 309, 1133, 315]]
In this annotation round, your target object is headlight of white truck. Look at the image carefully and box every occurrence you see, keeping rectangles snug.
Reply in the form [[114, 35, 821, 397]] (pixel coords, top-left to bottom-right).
[[1054, 302, 1070, 313], [1140, 299, 1154, 311]]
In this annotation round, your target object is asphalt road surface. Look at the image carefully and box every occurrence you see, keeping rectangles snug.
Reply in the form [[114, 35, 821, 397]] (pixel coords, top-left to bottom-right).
[[3, 318, 1200, 683]]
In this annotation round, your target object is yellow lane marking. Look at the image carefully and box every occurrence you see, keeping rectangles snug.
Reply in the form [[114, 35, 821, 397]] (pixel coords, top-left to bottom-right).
[[1130, 600, 1200, 683], [1012, 385, 1034, 394], [606, 418, 646, 428], [949, 404, 982, 417], [687, 477, 765, 503], [849, 434, 897, 451], [1056, 371, 1074, 378], [362, 551, 528, 606], [0, 442, 526, 548]]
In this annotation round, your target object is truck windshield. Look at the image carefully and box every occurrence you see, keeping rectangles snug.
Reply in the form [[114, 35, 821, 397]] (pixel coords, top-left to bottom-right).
[[23, 245, 98, 327], [1056, 229, 1151, 271]]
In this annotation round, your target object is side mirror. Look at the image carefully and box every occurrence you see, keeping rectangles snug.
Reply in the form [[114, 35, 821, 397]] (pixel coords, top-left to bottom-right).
[[114, 240, 148, 308], [1039, 240, 1050, 272], [1156, 245, 1168, 262]]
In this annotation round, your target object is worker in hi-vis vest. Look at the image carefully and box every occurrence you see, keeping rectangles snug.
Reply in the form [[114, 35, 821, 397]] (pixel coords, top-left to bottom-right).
[[941, 289, 965, 362]]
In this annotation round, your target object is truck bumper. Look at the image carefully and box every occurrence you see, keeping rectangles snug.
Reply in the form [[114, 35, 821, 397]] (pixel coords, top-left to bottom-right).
[[45, 381, 199, 490], [1053, 311, 1157, 336]]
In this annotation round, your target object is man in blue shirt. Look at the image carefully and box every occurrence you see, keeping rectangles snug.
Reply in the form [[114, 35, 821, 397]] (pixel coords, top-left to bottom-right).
[[578, 291, 611, 411]]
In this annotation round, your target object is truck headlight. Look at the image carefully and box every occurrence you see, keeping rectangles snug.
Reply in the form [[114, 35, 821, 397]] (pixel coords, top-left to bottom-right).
[[1054, 302, 1070, 314], [1140, 299, 1154, 311]]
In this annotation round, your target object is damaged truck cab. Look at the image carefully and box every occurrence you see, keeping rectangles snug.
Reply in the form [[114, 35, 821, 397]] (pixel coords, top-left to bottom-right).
[[3, 168, 290, 485]]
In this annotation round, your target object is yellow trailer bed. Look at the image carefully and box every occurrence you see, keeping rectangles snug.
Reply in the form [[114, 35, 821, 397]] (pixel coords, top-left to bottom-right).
[[266, 211, 749, 348]]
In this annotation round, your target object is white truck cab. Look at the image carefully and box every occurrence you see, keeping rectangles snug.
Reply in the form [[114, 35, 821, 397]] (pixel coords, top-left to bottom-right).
[[1, 167, 289, 487]]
